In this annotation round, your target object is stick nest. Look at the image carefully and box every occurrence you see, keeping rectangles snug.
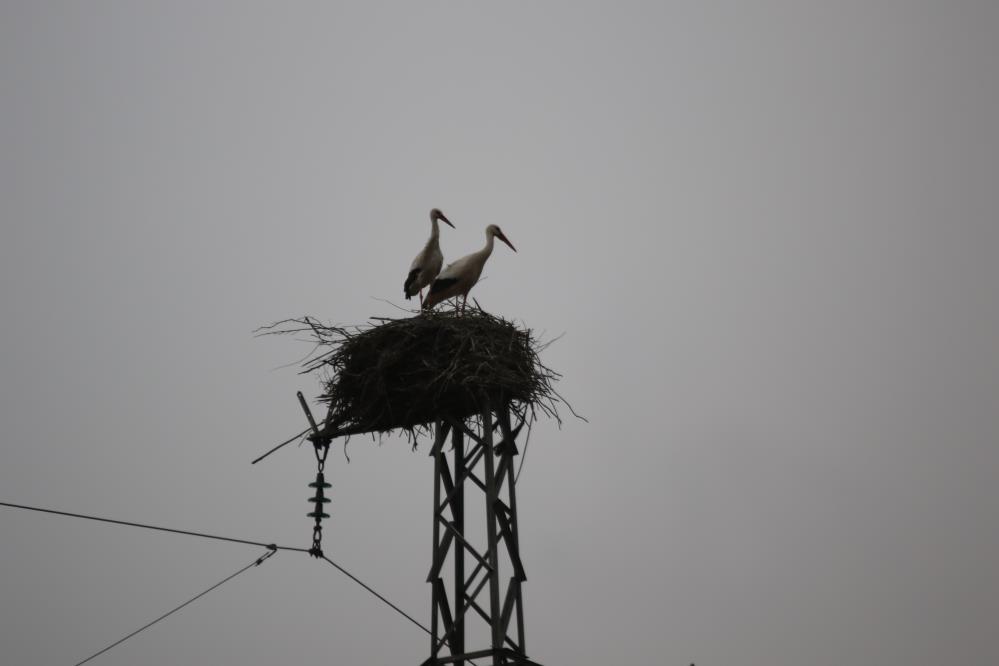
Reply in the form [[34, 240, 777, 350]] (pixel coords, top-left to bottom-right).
[[259, 304, 567, 436]]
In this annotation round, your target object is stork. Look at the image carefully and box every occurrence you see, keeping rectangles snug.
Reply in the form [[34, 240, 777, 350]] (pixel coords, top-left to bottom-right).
[[422, 224, 516, 314], [404, 208, 455, 305]]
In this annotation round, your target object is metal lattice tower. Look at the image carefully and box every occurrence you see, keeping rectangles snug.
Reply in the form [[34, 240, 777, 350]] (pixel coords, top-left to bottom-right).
[[421, 401, 542, 666]]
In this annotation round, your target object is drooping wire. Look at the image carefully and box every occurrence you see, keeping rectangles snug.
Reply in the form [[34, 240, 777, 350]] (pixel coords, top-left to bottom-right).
[[73, 549, 277, 666], [319, 554, 430, 635], [0, 501, 310, 553], [2, 500, 455, 655], [319, 555, 479, 664]]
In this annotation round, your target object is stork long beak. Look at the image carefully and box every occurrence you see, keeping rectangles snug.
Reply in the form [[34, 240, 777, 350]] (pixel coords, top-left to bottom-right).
[[498, 232, 517, 252], [440, 213, 455, 229]]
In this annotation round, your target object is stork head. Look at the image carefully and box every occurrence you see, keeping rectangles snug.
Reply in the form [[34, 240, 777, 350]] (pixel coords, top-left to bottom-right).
[[487, 224, 517, 252], [430, 208, 455, 228]]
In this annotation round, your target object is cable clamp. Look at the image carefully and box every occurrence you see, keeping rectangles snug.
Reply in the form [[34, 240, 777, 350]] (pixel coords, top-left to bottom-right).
[[255, 549, 277, 566]]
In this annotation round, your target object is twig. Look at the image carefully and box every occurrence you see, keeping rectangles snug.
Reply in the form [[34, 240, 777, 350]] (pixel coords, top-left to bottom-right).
[[251, 427, 311, 465]]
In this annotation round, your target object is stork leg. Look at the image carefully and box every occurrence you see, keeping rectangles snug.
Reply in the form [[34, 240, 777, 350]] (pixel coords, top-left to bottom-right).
[[461, 294, 467, 315], [418, 289, 424, 306]]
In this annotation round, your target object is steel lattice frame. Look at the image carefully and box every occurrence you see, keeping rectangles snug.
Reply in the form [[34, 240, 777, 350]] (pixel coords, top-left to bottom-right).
[[420, 402, 543, 666]]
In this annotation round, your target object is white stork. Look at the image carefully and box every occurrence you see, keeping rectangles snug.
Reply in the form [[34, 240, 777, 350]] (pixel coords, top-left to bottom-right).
[[422, 224, 516, 314], [404, 208, 455, 305]]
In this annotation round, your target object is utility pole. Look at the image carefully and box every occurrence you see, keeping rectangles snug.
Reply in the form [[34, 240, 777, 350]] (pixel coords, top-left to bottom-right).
[[422, 401, 541, 666]]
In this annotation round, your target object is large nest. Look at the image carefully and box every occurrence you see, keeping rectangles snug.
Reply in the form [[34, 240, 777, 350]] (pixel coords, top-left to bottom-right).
[[259, 304, 569, 437]]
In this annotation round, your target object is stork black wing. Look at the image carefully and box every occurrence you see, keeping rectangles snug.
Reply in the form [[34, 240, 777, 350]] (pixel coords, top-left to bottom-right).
[[428, 277, 459, 295], [403, 268, 421, 298]]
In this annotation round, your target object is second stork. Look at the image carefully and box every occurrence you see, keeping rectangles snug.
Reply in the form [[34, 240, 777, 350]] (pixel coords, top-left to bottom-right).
[[423, 224, 517, 314]]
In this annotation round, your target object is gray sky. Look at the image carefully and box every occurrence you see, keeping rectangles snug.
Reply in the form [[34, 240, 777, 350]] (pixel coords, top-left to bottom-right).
[[2, 2, 998, 665]]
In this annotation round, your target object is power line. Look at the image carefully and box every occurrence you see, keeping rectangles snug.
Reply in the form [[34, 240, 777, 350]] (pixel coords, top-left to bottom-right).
[[319, 555, 483, 665], [74, 549, 276, 666], [320, 554, 431, 636], [0, 501, 309, 553], [3, 500, 446, 657]]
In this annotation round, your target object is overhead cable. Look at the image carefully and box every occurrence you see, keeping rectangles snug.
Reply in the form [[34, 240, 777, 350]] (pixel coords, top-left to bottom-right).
[[320, 555, 432, 636], [74, 549, 276, 666], [0, 501, 309, 553], [3, 500, 444, 654]]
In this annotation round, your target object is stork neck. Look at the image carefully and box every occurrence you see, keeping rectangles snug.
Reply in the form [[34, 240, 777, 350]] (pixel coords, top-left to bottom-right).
[[481, 232, 495, 257], [430, 217, 440, 239]]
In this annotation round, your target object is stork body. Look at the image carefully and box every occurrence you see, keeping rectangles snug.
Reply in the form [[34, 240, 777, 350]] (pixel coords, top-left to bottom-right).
[[423, 224, 516, 313], [404, 208, 455, 304]]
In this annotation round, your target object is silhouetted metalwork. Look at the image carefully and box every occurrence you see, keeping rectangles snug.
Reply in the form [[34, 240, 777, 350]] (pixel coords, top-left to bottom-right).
[[298, 391, 333, 557], [421, 400, 543, 666]]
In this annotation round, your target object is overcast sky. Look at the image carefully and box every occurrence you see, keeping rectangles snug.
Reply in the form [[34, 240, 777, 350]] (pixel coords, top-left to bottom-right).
[[1, 2, 997, 665]]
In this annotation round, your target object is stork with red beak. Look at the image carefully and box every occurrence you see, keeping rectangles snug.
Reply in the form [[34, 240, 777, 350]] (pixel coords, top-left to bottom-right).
[[404, 208, 455, 305], [422, 224, 517, 314]]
